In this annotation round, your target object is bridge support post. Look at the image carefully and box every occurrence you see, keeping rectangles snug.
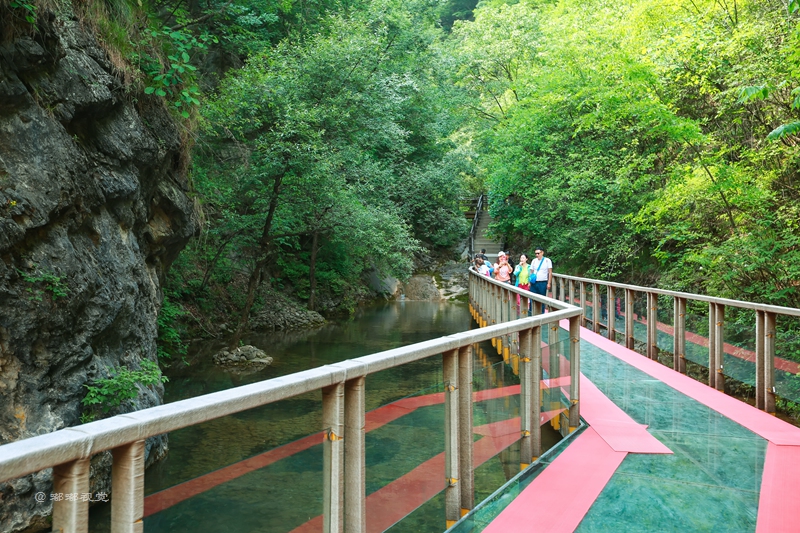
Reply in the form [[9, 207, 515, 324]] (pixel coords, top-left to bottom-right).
[[519, 329, 533, 469], [673, 298, 686, 374], [345, 377, 365, 533], [322, 383, 345, 533], [647, 293, 658, 361], [608, 286, 616, 342], [708, 303, 717, 389], [580, 282, 588, 328], [52, 458, 91, 533], [625, 289, 635, 350], [756, 310, 765, 410], [443, 349, 461, 528], [593, 283, 601, 334], [111, 440, 144, 533], [569, 279, 575, 306], [765, 312, 776, 415], [458, 345, 474, 516], [569, 316, 581, 430], [714, 304, 725, 392]]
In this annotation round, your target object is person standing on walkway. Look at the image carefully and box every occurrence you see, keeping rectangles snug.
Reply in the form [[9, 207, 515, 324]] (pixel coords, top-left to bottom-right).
[[513, 253, 531, 313], [494, 252, 513, 283], [530, 248, 552, 313]]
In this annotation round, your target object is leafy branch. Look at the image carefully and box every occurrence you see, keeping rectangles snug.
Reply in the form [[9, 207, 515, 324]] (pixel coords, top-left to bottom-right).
[[81, 360, 167, 422]]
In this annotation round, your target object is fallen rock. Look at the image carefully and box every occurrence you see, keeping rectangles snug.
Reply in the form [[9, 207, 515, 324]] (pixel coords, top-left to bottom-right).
[[212, 345, 273, 368]]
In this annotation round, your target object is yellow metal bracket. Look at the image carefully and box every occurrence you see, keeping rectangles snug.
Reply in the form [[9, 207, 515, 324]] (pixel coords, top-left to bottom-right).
[[326, 430, 343, 441]]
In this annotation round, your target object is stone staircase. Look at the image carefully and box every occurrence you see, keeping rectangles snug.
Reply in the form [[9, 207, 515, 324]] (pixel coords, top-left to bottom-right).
[[471, 204, 503, 261]]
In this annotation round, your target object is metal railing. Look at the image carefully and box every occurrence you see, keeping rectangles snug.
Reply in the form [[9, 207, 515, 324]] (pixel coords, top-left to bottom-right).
[[468, 194, 484, 259], [0, 270, 582, 533], [551, 273, 800, 414]]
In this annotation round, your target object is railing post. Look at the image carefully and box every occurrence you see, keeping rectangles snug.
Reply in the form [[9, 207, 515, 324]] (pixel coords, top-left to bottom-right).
[[111, 441, 145, 533], [559, 278, 566, 303], [345, 377, 366, 533], [714, 304, 725, 392], [708, 303, 716, 389], [52, 458, 91, 533], [674, 298, 686, 373], [608, 286, 616, 342], [322, 383, 345, 533], [756, 310, 765, 410], [569, 315, 581, 430], [531, 326, 542, 460], [647, 292, 656, 360], [519, 329, 533, 469], [580, 282, 588, 328], [569, 279, 575, 305], [458, 345, 474, 516], [593, 283, 601, 334], [443, 349, 461, 529], [625, 289, 635, 350], [765, 312, 776, 415]]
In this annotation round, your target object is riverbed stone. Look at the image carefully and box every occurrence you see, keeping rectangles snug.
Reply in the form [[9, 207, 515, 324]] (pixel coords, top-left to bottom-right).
[[249, 290, 326, 331], [212, 345, 273, 368], [402, 275, 443, 301]]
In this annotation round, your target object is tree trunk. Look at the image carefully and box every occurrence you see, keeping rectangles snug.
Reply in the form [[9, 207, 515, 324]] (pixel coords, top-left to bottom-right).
[[308, 229, 319, 311], [228, 173, 284, 350]]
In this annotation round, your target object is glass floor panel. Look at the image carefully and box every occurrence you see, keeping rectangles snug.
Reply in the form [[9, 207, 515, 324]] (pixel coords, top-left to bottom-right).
[[451, 328, 767, 533]]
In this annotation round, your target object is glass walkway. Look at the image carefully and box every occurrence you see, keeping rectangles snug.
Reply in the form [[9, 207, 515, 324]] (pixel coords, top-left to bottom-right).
[[451, 321, 800, 533]]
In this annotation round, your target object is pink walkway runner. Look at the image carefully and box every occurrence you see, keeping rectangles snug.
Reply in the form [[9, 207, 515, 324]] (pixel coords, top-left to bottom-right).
[[482, 372, 671, 533], [563, 320, 800, 533]]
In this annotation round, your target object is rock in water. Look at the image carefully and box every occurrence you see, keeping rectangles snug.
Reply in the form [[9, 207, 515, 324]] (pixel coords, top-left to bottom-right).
[[401, 275, 443, 301], [213, 346, 273, 368]]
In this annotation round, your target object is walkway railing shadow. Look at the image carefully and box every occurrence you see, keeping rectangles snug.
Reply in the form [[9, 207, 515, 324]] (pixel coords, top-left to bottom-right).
[[0, 271, 581, 533], [550, 273, 800, 415]]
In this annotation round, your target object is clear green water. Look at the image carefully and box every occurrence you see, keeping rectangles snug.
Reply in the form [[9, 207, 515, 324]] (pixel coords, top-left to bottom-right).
[[89, 301, 558, 533]]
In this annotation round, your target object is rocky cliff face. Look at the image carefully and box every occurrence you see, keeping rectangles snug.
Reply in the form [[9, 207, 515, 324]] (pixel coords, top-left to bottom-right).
[[0, 10, 197, 532]]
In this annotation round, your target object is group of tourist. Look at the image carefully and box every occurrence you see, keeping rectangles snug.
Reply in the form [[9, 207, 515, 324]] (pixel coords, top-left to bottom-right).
[[472, 248, 552, 311]]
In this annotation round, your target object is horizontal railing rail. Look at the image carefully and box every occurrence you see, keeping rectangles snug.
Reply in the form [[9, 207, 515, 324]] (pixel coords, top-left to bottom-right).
[[552, 273, 800, 317], [0, 269, 582, 533], [551, 272, 800, 415]]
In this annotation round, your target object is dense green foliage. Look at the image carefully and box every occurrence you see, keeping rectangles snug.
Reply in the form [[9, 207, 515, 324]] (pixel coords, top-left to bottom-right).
[[80, 360, 168, 422], [453, 0, 800, 309], [18, 0, 799, 355], [153, 0, 475, 342]]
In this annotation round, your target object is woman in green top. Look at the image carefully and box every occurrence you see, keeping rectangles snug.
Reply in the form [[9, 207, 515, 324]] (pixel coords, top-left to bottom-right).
[[513, 254, 531, 313]]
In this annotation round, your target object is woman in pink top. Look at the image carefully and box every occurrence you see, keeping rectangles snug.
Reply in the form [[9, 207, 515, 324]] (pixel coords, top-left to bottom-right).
[[494, 252, 512, 283]]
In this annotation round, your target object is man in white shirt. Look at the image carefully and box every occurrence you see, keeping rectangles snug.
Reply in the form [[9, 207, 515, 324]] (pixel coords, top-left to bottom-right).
[[530, 247, 552, 313]]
